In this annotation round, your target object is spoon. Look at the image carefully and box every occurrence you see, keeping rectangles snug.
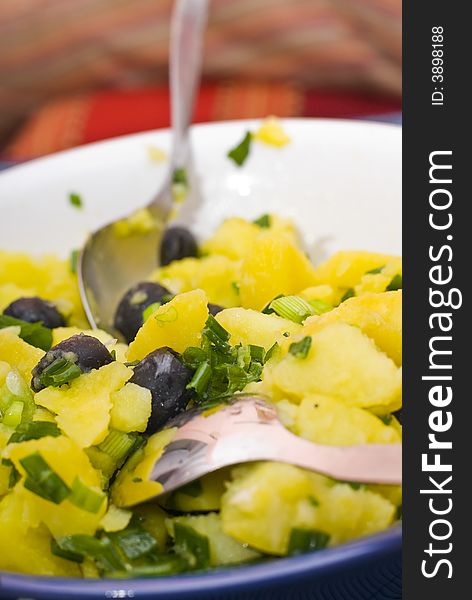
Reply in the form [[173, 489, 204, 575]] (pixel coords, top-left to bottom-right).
[[78, 0, 208, 336], [134, 396, 402, 503]]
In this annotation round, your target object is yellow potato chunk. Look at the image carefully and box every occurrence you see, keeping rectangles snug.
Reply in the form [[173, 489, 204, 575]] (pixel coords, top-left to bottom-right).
[[270, 323, 401, 412], [6, 435, 106, 538], [0, 330, 44, 382], [0, 494, 80, 576], [201, 218, 261, 260], [35, 362, 132, 447], [0, 251, 87, 327], [254, 117, 291, 147], [221, 462, 395, 555], [303, 291, 402, 365], [239, 232, 317, 310], [110, 382, 152, 433], [312, 251, 400, 288], [290, 395, 401, 445], [127, 289, 209, 361], [152, 255, 240, 308], [216, 307, 301, 351], [112, 428, 176, 507]]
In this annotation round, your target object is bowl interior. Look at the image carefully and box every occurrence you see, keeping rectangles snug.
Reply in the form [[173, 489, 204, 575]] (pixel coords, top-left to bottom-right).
[[0, 118, 401, 598], [0, 118, 401, 259]]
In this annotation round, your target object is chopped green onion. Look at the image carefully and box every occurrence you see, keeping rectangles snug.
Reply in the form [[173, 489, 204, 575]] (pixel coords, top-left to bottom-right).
[[110, 349, 117, 361], [107, 556, 188, 578], [8, 420, 61, 444], [54, 534, 125, 571], [187, 361, 212, 395], [253, 214, 271, 228], [287, 528, 330, 555], [340, 288, 355, 303], [98, 430, 139, 464], [248, 345, 265, 364], [20, 452, 71, 504], [366, 265, 385, 275], [261, 294, 283, 315], [51, 539, 84, 563], [109, 524, 157, 560], [69, 192, 83, 208], [345, 481, 366, 491], [231, 281, 240, 294], [1, 458, 20, 488], [264, 342, 279, 363], [161, 293, 175, 304], [379, 414, 393, 426], [234, 346, 250, 371], [69, 477, 106, 513], [268, 296, 313, 323], [177, 479, 203, 498], [2, 400, 24, 427], [142, 302, 161, 321], [386, 274, 402, 291], [307, 495, 320, 507], [307, 299, 332, 315], [289, 336, 312, 359], [39, 357, 82, 388], [172, 167, 188, 186], [0, 315, 52, 351], [174, 522, 210, 569], [204, 314, 230, 342], [70, 249, 80, 274], [227, 131, 252, 166], [182, 347, 208, 369]]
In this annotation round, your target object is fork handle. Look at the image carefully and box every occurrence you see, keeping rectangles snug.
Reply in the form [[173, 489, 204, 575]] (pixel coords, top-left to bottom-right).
[[212, 428, 402, 485], [169, 0, 209, 167]]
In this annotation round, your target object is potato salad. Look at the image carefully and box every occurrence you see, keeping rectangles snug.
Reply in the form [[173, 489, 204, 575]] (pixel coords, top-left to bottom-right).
[[0, 214, 402, 578]]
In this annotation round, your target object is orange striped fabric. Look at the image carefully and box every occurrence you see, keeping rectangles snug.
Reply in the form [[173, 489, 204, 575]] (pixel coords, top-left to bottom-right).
[[0, 0, 401, 142]]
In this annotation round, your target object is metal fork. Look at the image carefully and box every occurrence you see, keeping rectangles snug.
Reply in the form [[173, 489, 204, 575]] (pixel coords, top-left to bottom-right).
[[78, 0, 208, 336], [131, 396, 402, 504]]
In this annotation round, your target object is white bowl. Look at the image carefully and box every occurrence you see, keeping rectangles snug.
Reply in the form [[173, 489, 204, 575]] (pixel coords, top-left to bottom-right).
[[0, 118, 401, 260]]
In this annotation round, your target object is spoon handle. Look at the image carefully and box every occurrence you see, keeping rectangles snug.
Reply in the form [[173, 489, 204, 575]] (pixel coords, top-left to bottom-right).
[[169, 0, 209, 167]]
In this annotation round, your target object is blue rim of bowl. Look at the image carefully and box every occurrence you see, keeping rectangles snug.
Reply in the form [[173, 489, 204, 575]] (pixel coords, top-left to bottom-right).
[[0, 525, 401, 598]]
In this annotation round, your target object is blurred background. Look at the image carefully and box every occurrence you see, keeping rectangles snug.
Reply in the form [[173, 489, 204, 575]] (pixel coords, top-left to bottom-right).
[[0, 0, 401, 164]]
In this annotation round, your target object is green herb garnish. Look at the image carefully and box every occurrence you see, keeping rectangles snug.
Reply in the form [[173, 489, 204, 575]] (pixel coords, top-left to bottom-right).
[[227, 131, 252, 166], [8, 421, 61, 444], [366, 265, 385, 275], [39, 357, 82, 388], [172, 168, 188, 186], [268, 295, 313, 324], [0, 314, 52, 351], [109, 523, 157, 560], [68, 477, 106, 513], [253, 214, 271, 228], [379, 414, 393, 426], [70, 249, 80, 274], [186, 361, 212, 396], [289, 336, 312, 359], [386, 274, 402, 291], [142, 302, 161, 321], [174, 522, 210, 569], [340, 288, 355, 303], [287, 528, 330, 555], [69, 193, 83, 209], [20, 452, 71, 504]]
